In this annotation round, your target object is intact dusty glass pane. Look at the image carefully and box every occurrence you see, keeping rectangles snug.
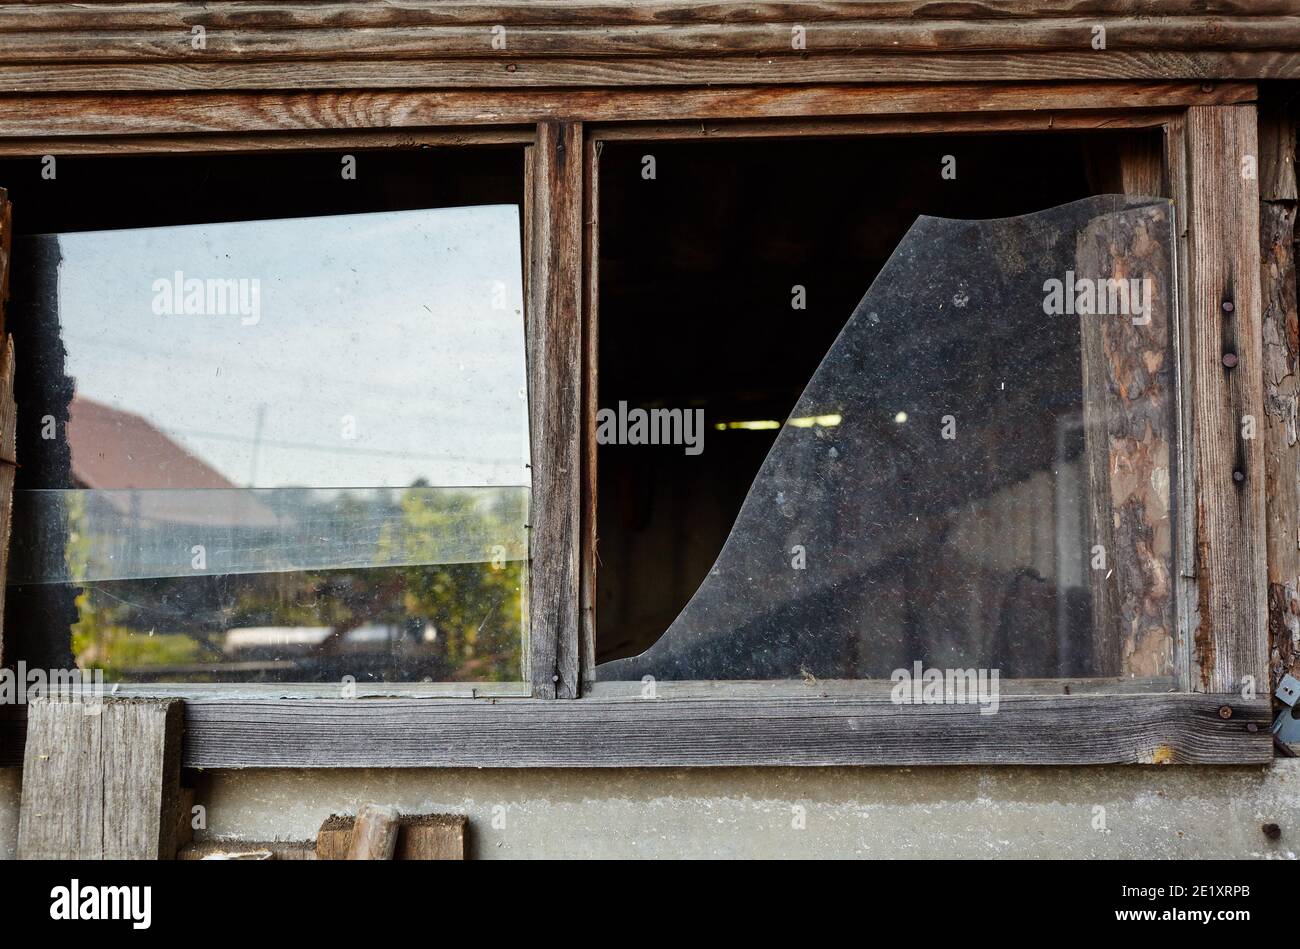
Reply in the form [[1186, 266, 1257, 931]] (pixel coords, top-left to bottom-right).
[[9, 206, 529, 684], [598, 196, 1177, 683]]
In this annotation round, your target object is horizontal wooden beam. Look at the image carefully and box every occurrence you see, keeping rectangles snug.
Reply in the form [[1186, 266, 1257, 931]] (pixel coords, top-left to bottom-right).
[[0, 53, 1292, 93], [181, 693, 1273, 767], [0, 692, 1272, 767], [2, 20, 1298, 64], [8, 2, 1294, 32], [0, 82, 1255, 141], [0, 127, 535, 157], [585, 109, 1180, 142]]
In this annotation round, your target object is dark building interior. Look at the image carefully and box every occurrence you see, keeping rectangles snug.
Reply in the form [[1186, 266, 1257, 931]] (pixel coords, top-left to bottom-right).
[[595, 129, 1164, 671]]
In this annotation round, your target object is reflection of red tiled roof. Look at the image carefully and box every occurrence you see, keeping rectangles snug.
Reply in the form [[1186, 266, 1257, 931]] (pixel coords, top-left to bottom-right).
[[68, 395, 278, 528], [70, 395, 236, 490]]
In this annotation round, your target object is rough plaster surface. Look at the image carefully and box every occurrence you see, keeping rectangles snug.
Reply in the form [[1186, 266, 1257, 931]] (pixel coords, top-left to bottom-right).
[[3, 762, 1296, 859], [177, 761, 1300, 859], [0, 767, 20, 860]]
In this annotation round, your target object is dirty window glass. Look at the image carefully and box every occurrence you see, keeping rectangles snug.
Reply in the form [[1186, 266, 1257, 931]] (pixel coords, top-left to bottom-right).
[[8, 206, 529, 685], [598, 196, 1177, 685]]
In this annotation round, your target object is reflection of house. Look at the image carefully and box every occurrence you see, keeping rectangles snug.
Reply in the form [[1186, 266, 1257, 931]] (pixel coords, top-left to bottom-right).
[[53, 396, 281, 584], [68, 395, 277, 528]]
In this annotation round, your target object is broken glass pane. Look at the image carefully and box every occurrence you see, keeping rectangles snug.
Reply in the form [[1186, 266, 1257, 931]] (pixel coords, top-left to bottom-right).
[[8, 206, 530, 684], [598, 196, 1177, 683]]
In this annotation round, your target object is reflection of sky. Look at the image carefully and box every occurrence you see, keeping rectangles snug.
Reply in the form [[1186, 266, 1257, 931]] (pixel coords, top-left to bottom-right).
[[52, 206, 529, 489]]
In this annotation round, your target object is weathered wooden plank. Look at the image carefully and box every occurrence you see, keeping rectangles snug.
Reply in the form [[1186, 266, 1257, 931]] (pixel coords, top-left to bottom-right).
[[0, 110, 1181, 162], [1, 19, 1296, 65], [101, 698, 185, 859], [318, 813, 467, 860], [395, 814, 468, 859], [345, 804, 400, 860], [0, 82, 1254, 139], [17, 697, 184, 859], [0, 53, 1291, 92], [6, 681, 532, 702], [173, 785, 195, 853], [1, 690, 1268, 766], [584, 676, 1178, 697], [174, 693, 1271, 767], [590, 111, 1178, 143], [8, 1, 1295, 32], [1185, 105, 1269, 695], [528, 121, 582, 699], [0, 128, 531, 157], [315, 816, 352, 860], [1085, 131, 1167, 196]]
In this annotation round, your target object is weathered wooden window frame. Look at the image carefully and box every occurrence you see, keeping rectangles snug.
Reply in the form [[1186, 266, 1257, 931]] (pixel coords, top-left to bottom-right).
[[0, 81, 1273, 767]]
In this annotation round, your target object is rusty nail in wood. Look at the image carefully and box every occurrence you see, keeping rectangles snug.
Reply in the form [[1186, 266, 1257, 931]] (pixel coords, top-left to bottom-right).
[[506, 63, 517, 72], [1222, 300, 1234, 313], [1222, 352, 1238, 368], [1262, 822, 1281, 840], [1233, 470, 1245, 483], [1218, 705, 1233, 719]]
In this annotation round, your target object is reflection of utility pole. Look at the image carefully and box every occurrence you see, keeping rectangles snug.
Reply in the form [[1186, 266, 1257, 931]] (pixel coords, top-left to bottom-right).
[[249, 403, 267, 487]]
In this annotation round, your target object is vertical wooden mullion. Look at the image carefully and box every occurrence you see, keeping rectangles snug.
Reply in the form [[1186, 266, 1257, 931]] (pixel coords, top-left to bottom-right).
[[580, 134, 601, 692], [1183, 104, 1268, 695], [527, 121, 582, 699], [522, 142, 534, 686], [1165, 113, 1198, 693]]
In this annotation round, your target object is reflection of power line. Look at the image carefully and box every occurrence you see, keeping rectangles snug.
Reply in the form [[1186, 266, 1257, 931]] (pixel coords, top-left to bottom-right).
[[62, 331, 522, 406], [167, 424, 521, 466], [65, 333, 525, 432]]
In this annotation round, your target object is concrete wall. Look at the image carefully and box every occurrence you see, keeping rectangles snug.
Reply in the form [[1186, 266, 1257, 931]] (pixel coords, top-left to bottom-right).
[[0, 767, 18, 860], [5, 761, 1294, 859]]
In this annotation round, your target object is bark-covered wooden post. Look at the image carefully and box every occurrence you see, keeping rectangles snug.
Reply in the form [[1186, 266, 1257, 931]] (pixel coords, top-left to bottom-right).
[[1077, 202, 1177, 678], [1259, 97, 1300, 692]]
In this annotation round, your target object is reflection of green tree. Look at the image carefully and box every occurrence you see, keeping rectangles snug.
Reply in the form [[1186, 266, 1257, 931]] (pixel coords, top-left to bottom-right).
[[228, 557, 523, 681], [230, 487, 525, 679], [66, 493, 207, 676], [66, 491, 120, 671], [381, 487, 524, 680]]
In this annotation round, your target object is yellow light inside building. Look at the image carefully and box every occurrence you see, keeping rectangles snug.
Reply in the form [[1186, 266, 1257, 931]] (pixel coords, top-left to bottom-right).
[[714, 414, 842, 431]]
